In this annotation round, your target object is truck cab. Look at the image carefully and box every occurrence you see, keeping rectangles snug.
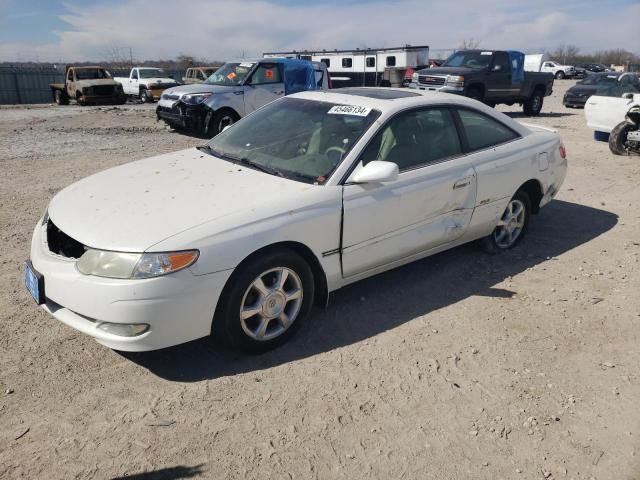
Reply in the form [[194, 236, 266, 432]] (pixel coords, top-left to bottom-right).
[[156, 58, 329, 136], [183, 67, 218, 84]]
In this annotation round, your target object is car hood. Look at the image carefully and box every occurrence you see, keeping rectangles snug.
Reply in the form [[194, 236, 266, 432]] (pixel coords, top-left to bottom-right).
[[47, 148, 313, 252], [162, 83, 237, 97], [416, 66, 478, 76]]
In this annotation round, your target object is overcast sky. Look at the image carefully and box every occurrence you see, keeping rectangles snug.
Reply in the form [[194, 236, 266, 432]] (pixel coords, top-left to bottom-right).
[[0, 0, 638, 62]]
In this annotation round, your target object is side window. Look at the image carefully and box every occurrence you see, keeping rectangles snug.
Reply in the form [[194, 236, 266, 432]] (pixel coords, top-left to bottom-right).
[[132, 70, 139, 80], [249, 63, 282, 84], [342, 57, 353, 68], [366, 57, 375, 68], [493, 52, 510, 72], [360, 108, 462, 171], [386, 56, 396, 67], [198, 70, 206, 80], [67, 69, 74, 82], [321, 58, 330, 68], [300, 55, 312, 61], [456, 108, 520, 151]]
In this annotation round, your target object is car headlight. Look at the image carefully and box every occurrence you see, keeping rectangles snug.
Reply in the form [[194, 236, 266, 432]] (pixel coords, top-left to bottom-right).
[[76, 249, 199, 279], [181, 93, 212, 105], [445, 75, 465, 88], [412, 72, 418, 82]]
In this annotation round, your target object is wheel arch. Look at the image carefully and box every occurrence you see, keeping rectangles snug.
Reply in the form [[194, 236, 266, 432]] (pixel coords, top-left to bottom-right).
[[219, 241, 329, 310], [465, 83, 485, 97], [517, 179, 544, 214]]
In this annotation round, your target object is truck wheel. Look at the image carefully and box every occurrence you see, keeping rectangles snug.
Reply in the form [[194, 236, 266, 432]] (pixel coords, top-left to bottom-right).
[[140, 89, 152, 103], [76, 91, 86, 106], [206, 110, 239, 137], [54, 90, 69, 106], [555, 71, 565, 80], [523, 90, 544, 116], [608, 121, 636, 156]]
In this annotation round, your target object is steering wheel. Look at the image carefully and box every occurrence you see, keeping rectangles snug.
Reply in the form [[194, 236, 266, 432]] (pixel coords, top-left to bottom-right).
[[325, 146, 346, 157]]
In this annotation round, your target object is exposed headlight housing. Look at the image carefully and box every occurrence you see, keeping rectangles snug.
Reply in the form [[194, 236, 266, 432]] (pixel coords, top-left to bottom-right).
[[181, 93, 213, 105], [412, 72, 419, 82], [76, 249, 199, 279], [445, 75, 465, 88]]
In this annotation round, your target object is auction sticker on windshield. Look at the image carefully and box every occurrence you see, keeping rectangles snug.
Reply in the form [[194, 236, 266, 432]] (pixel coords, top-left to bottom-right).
[[328, 105, 372, 116]]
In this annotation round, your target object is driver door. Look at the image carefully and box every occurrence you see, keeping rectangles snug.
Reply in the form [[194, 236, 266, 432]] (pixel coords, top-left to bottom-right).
[[341, 107, 477, 278], [243, 63, 285, 113], [487, 52, 513, 102]]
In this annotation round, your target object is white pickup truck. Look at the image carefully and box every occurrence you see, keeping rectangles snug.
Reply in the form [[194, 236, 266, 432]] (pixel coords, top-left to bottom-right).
[[525, 55, 575, 79], [114, 67, 180, 103]]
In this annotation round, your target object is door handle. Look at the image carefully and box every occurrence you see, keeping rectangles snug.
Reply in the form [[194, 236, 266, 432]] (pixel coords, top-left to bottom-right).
[[453, 178, 472, 190]]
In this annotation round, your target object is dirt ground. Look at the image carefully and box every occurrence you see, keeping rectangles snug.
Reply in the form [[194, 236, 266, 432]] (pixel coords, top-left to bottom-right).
[[0, 82, 639, 480]]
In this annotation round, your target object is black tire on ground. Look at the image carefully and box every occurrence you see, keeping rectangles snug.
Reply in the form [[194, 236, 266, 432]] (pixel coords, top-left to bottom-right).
[[480, 190, 531, 254], [212, 248, 315, 353], [76, 91, 86, 106], [54, 90, 69, 105], [555, 71, 566, 80], [206, 109, 240, 137], [523, 90, 544, 116], [608, 121, 636, 156], [140, 89, 152, 103]]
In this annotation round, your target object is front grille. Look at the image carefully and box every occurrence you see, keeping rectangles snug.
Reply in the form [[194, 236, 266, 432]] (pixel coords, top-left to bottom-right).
[[418, 75, 445, 86], [46, 220, 85, 259], [92, 85, 115, 96]]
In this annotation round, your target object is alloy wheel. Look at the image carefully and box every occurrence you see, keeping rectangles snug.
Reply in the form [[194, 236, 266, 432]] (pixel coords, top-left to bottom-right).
[[494, 199, 526, 248]]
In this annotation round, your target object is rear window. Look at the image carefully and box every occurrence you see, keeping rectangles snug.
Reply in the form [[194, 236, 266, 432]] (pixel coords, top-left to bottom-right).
[[456, 108, 520, 151]]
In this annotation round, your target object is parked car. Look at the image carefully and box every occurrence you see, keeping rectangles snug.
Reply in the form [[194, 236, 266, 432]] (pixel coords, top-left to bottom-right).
[[25, 88, 567, 352], [564, 72, 640, 108], [580, 63, 611, 73], [182, 66, 219, 84], [585, 92, 640, 155], [156, 58, 329, 136], [409, 50, 554, 115], [572, 66, 588, 79], [49, 66, 126, 106], [114, 67, 180, 103]]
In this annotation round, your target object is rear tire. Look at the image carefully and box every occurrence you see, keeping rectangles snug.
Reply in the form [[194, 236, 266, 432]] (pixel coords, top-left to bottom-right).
[[608, 121, 636, 156], [212, 248, 315, 353], [480, 191, 531, 253], [523, 90, 544, 116], [54, 90, 69, 105]]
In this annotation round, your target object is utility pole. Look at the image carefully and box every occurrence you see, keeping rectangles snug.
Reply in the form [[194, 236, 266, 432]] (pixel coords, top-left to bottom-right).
[[129, 47, 133, 68]]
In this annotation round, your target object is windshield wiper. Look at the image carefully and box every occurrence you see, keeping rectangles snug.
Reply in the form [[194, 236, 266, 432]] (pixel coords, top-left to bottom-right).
[[198, 146, 282, 176]]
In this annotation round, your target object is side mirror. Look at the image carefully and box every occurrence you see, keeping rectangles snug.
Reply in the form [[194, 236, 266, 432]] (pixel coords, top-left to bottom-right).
[[492, 64, 502, 72], [352, 161, 399, 184]]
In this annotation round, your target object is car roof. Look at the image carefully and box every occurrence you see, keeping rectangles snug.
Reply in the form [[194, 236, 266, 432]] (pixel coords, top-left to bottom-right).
[[291, 87, 489, 112]]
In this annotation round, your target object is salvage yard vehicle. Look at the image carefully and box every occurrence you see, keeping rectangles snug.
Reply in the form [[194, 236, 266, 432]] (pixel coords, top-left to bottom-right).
[[25, 88, 567, 353], [50, 66, 126, 106], [410, 50, 554, 115], [182, 66, 218, 84], [585, 92, 640, 155], [114, 67, 180, 103], [563, 72, 640, 108], [156, 58, 329, 136]]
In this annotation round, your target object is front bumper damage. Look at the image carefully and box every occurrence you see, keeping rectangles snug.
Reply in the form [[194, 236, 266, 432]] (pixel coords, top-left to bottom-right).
[[156, 100, 210, 132]]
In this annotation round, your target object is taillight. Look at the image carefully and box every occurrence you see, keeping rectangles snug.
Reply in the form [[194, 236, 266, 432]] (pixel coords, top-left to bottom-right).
[[328, 75, 333, 89], [559, 142, 566, 159]]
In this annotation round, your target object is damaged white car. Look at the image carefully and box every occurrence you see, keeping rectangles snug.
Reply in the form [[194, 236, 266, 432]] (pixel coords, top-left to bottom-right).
[[26, 88, 567, 352]]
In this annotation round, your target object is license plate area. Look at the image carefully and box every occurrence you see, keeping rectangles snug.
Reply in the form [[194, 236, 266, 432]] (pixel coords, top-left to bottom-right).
[[24, 261, 45, 305]]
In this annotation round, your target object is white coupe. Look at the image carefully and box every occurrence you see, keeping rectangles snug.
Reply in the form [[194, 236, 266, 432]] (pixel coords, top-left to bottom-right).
[[26, 88, 567, 352]]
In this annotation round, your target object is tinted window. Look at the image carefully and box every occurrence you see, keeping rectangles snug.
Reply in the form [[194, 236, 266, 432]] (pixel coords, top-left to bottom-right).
[[301, 55, 312, 61], [366, 57, 375, 68], [457, 109, 519, 151], [493, 52, 510, 72], [321, 58, 330, 68], [386, 56, 396, 67], [249, 63, 282, 84], [342, 58, 353, 68], [361, 108, 462, 171]]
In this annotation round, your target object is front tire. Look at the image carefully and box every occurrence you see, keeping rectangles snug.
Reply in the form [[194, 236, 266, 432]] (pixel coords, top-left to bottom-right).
[[140, 89, 152, 103], [466, 87, 484, 103], [213, 248, 315, 353], [481, 191, 531, 253], [608, 121, 636, 156], [555, 71, 566, 80], [206, 109, 239, 137], [54, 90, 69, 105]]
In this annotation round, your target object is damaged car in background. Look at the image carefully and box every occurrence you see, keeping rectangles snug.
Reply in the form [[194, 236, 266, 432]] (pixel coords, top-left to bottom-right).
[[156, 58, 329, 136]]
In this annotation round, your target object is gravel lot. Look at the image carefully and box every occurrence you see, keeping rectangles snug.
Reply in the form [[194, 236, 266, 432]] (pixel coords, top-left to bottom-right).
[[1, 82, 639, 480]]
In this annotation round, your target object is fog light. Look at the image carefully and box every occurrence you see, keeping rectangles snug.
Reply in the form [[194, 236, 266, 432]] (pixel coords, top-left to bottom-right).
[[96, 322, 149, 337]]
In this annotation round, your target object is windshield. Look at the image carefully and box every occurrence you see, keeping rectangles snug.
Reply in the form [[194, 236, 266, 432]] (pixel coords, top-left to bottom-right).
[[204, 97, 381, 183], [139, 69, 166, 78], [75, 68, 111, 80], [442, 52, 492, 69], [205, 62, 255, 86]]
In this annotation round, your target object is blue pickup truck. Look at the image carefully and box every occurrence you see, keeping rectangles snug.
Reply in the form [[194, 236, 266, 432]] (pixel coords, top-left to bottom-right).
[[409, 50, 554, 115]]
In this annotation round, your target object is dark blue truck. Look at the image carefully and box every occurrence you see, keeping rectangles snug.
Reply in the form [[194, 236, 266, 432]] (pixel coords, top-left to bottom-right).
[[409, 50, 554, 115]]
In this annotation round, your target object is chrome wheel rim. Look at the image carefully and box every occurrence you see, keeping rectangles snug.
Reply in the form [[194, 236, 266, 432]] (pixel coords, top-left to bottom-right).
[[494, 199, 526, 248], [532, 95, 541, 111], [240, 267, 303, 341]]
